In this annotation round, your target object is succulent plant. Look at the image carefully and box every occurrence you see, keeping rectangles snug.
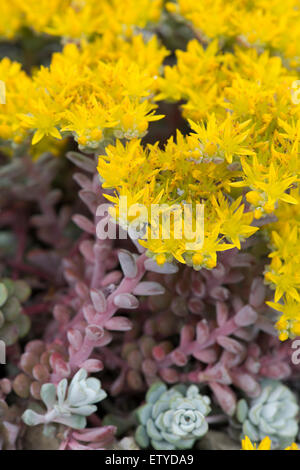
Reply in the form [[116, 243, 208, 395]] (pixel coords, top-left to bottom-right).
[[135, 382, 211, 450], [60, 425, 116, 450], [111, 436, 140, 450], [236, 379, 299, 449], [22, 369, 107, 430], [0, 402, 20, 450], [0, 278, 31, 346]]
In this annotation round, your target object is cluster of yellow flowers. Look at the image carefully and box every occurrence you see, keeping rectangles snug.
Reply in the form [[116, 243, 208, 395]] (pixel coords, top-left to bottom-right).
[[98, 127, 258, 269], [1, 1, 300, 339], [156, 36, 300, 341], [0, 0, 162, 41], [167, 0, 300, 68], [99, 39, 300, 339], [265, 191, 300, 340], [0, 35, 167, 149]]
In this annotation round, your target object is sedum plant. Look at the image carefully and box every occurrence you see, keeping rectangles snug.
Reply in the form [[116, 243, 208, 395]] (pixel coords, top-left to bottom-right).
[[22, 369, 107, 430], [166, 0, 300, 68], [2, 0, 300, 453], [0, 0, 163, 42], [236, 379, 299, 449], [0, 278, 31, 346], [135, 382, 211, 450]]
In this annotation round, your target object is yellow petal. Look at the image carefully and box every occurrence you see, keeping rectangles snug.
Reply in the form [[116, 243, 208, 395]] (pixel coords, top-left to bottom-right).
[[49, 127, 62, 140], [241, 436, 255, 450], [257, 436, 271, 450], [32, 129, 45, 145]]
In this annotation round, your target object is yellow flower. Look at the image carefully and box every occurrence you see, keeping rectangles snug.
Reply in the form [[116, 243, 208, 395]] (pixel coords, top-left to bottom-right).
[[285, 443, 299, 450], [267, 299, 300, 340], [0, 58, 34, 143], [1, 33, 166, 149], [211, 194, 258, 249], [242, 436, 299, 450], [231, 155, 298, 216], [1, 0, 163, 41], [172, 0, 300, 68], [20, 104, 62, 145], [242, 436, 271, 450]]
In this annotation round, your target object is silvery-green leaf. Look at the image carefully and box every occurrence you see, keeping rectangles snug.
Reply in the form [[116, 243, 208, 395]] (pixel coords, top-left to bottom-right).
[[93, 389, 107, 403], [180, 421, 196, 433], [192, 419, 208, 437], [84, 377, 101, 396], [161, 409, 174, 429], [265, 381, 285, 402], [242, 420, 259, 441], [146, 418, 162, 440], [56, 379, 68, 406], [172, 398, 195, 410], [41, 383, 57, 410], [154, 413, 165, 432], [276, 419, 298, 438], [137, 404, 152, 425], [186, 385, 200, 399], [22, 409, 44, 426], [161, 431, 181, 445], [72, 404, 97, 416], [135, 425, 149, 448], [152, 400, 170, 419], [274, 402, 298, 421], [251, 384, 272, 407], [248, 403, 262, 426], [151, 439, 175, 450], [176, 438, 195, 450], [85, 377, 100, 391], [55, 414, 87, 429], [271, 418, 285, 429], [169, 395, 187, 409], [194, 398, 211, 415], [68, 384, 87, 405], [167, 390, 183, 405], [261, 403, 278, 421], [236, 399, 248, 423], [171, 422, 188, 437], [73, 368, 88, 381], [146, 382, 167, 404], [258, 419, 276, 435], [67, 369, 87, 403]]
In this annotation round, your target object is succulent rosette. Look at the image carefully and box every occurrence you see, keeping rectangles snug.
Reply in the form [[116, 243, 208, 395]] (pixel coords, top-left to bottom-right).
[[22, 369, 107, 429], [236, 379, 299, 449], [135, 382, 211, 450]]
